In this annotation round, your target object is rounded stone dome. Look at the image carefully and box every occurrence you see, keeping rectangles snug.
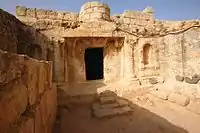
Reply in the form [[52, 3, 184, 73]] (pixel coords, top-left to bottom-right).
[[79, 1, 111, 22]]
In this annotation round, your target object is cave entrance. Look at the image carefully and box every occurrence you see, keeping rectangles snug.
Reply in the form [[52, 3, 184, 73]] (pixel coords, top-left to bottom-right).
[[84, 47, 104, 80]]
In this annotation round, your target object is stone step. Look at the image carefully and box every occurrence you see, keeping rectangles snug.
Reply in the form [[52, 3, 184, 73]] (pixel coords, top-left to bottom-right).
[[100, 96, 115, 104], [92, 102, 120, 110], [116, 98, 129, 106], [93, 106, 132, 118]]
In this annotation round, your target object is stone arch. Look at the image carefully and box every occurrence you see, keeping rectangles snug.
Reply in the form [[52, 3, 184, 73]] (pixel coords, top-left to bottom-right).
[[26, 44, 42, 59]]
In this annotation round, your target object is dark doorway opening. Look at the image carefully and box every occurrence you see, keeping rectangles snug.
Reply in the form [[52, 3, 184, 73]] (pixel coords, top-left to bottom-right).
[[84, 47, 104, 80]]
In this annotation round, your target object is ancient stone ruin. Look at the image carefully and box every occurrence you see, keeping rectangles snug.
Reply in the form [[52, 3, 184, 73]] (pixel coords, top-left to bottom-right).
[[0, 1, 200, 133]]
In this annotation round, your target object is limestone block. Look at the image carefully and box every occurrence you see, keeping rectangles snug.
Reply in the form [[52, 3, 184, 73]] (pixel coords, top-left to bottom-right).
[[123, 18, 131, 24], [46, 10, 58, 19], [25, 59, 39, 105], [16, 6, 27, 16], [33, 20, 48, 30], [168, 93, 190, 106], [57, 12, 64, 19], [151, 90, 169, 100], [0, 80, 28, 133], [34, 105, 45, 133], [93, 102, 119, 110], [46, 61, 53, 88], [100, 96, 115, 104], [90, 12, 102, 19], [19, 118, 34, 133], [95, 7, 107, 13], [36, 9, 47, 19], [44, 84, 57, 130], [26, 8, 36, 18], [0, 52, 25, 84], [116, 98, 129, 106], [37, 63, 45, 94], [86, 8, 94, 13]]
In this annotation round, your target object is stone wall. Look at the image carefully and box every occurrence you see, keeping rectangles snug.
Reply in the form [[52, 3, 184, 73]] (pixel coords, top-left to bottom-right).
[[122, 10, 154, 26], [16, 6, 79, 21], [0, 50, 57, 133], [0, 9, 51, 60], [15, 1, 200, 87]]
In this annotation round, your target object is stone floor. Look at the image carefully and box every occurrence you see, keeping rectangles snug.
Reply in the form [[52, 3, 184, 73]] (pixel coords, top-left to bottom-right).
[[54, 82, 200, 133]]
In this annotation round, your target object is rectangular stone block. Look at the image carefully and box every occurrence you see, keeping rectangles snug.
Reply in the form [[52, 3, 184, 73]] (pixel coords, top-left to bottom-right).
[[0, 80, 28, 133], [25, 59, 39, 105], [46, 10, 58, 19], [95, 7, 106, 13], [90, 12, 102, 19], [41, 83, 57, 133], [0, 51, 25, 84], [16, 6, 27, 16], [26, 8, 36, 18], [100, 96, 115, 104], [37, 63, 45, 94], [168, 93, 190, 106], [36, 9, 47, 19], [123, 18, 131, 24]]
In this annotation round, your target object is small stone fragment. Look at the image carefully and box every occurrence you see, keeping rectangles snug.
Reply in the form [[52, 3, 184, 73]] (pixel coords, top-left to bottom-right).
[[149, 78, 158, 85], [175, 75, 184, 82]]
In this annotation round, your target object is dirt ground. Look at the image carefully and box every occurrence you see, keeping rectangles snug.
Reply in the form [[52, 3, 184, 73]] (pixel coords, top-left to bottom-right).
[[53, 87, 200, 133]]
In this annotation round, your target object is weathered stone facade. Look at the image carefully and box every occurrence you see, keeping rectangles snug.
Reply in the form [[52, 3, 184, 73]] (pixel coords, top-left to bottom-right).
[[0, 50, 57, 133], [15, 1, 200, 87], [1, 1, 200, 132], [0, 9, 57, 133]]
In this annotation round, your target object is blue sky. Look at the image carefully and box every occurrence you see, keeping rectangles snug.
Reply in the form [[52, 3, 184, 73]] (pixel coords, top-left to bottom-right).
[[0, 0, 200, 20]]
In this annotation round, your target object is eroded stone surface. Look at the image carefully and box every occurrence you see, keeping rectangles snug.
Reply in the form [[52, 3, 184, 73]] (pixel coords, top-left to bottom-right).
[[93, 106, 132, 118], [168, 93, 190, 106], [151, 90, 169, 100], [100, 96, 115, 104]]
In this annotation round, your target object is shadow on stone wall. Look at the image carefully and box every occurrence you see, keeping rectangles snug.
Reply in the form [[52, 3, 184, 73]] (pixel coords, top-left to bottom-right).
[[55, 89, 188, 133], [0, 9, 52, 60]]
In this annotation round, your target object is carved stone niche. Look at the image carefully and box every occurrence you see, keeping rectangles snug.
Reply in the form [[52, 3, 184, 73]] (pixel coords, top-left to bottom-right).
[[139, 41, 159, 70]]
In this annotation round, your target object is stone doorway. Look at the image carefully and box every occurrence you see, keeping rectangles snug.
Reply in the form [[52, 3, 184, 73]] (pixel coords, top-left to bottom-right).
[[84, 47, 104, 80]]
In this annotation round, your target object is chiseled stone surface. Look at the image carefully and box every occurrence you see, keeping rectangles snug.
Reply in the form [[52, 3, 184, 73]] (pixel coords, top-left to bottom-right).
[[0, 50, 57, 133]]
